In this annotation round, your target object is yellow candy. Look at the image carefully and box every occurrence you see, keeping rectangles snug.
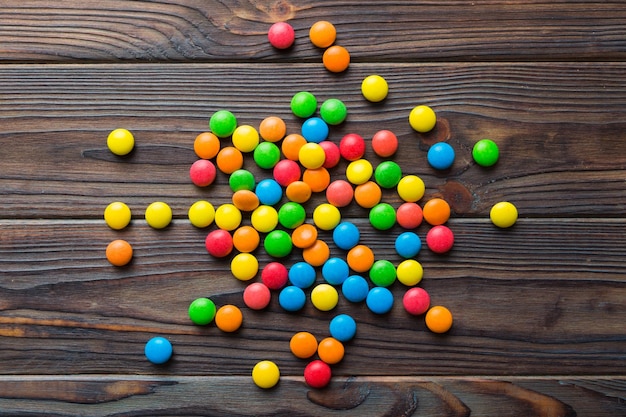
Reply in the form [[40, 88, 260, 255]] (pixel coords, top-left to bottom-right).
[[107, 128, 135, 156], [345, 159, 373, 185], [145, 202, 172, 229], [361, 75, 388, 102], [188, 200, 215, 228], [313, 204, 341, 231], [231, 253, 259, 281], [396, 259, 424, 286], [490, 201, 518, 228], [310, 284, 339, 311], [104, 201, 131, 230], [409, 105, 436, 133], [214, 203, 242, 231], [252, 360, 280, 389], [251, 205, 279, 233], [397, 175, 425, 202]]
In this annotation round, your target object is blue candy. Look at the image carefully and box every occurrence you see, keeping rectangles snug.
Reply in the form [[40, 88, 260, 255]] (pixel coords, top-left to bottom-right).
[[427, 142, 455, 170], [341, 275, 369, 303]]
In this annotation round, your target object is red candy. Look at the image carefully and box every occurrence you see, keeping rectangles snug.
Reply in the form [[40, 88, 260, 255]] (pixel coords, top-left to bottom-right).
[[426, 225, 454, 254], [273, 159, 301, 186], [243, 282, 272, 310], [304, 359, 332, 389], [268, 22, 295, 49], [403, 287, 431, 315], [396, 202, 423, 229], [371, 130, 398, 157], [339, 133, 366, 161], [319, 140, 341, 169], [205, 229, 234, 258], [261, 262, 289, 290], [326, 179, 354, 207], [189, 159, 217, 187]]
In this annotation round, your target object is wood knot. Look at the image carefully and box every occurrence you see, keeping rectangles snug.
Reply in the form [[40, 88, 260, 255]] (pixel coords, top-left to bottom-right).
[[417, 117, 451, 150], [437, 180, 474, 214], [269, 1, 296, 21]]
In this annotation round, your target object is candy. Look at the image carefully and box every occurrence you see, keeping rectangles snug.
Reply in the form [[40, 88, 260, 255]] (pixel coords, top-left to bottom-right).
[[279, 286, 306, 312], [320, 98, 347, 125], [341, 275, 369, 303], [329, 314, 357, 342], [339, 133, 366, 161], [369, 202, 396, 230], [309, 20, 336, 48], [304, 360, 332, 389], [232, 225, 260, 253], [319, 140, 341, 169], [107, 128, 134, 156], [323, 45, 350, 73], [366, 287, 394, 314], [374, 160, 402, 189], [369, 259, 397, 287], [261, 262, 289, 290], [490, 201, 518, 228], [425, 305, 453, 333], [291, 223, 318, 248], [317, 337, 344, 364], [291, 91, 317, 118], [288, 261, 317, 289], [106, 239, 133, 267], [205, 229, 233, 258], [251, 205, 279, 233], [216, 146, 244, 174], [144, 336, 172, 364], [189, 159, 217, 187], [193, 132, 220, 159], [264, 230, 293, 258], [409, 105, 436, 133], [278, 202, 306, 229], [259, 116, 287, 142], [188, 297, 216, 325], [232, 124, 260, 152], [310, 283, 339, 311], [301, 117, 329, 143], [346, 244, 375, 273], [232, 189, 260, 212], [104, 201, 131, 230], [354, 181, 382, 208], [403, 287, 430, 316], [209, 110, 237, 138], [396, 202, 423, 229], [214, 203, 242, 231], [303, 167, 331, 192], [472, 139, 499, 167], [255, 178, 283, 206], [243, 282, 271, 310], [427, 142, 455, 170], [215, 304, 243, 332], [302, 239, 330, 266], [371, 129, 397, 157], [313, 203, 341, 230], [252, 360, 280, 389], [426, 225, 454, 254], [395, 232, 422, 258], [326, 179, 354, 207], [299, 142, 326, 169], [267, 21, 295, 49], [423, 198, 451, 226], [145, 202, 172, 229], [346, 159, 373, 185], [322, 257, 350, 285], [361, 75, 389, 103], [290, 331, 318, 359], [273, 159, 301, 186], [332, 221, 360, 250], [229, 169, 256, 192], [282, 133, 307, 160], [396, 259, 424, 286], [188, 200, 215, 228], [253, 141, 281, 169], [286, 180, 312, 203], [397, 175, 425, 203]]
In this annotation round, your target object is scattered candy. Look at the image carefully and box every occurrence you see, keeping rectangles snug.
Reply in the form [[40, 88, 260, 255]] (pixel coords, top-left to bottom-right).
[[369, 202, 397, 230], [304, 360, 332, 388], [332, 221, 360, 250], [301, 117, 329, 143], [188, 297, 216, 325], [194, 132, 220, 159], [279, 285, 306, 312], [403, 287, 430, 316], [302, 167, 331, 192], [310, 283, 339, 311], [423, 198, 451, 226], [189, 159, 217, 187], [346, 159, 373, 185], [106, 239, 133, 266], [285, 180, 312, 203], [426, 224, 455, 254], [243, 282, 271, 310], [371, 129, 397, 157], [396, 202, 423, 229], [291, 91, 318, 118], [289, 261, 317, 289], [229, 169, 256, 192], [254, 141, 281, 169], [232, 124, 260, 152], [341, 275, 369, 303], [273, 159, 301, 187], [396, 259, 424, 286], [261, 262, 289, 290], [205, 229, 233, 258], [409, 105, 436, 133], [188, 200, 215, 228], [309, 20, 336, 48], [259, 116, 287, 142], [322, 257, 350, 285], [145, 202, 172, 229], [354, 181, 382, 208], [374, 160, 402, 189], [209, 110, 237, 138], [104, 201, 131, 230], [144, 336, 173, 364], [472, 138, 499, 167], [361, 75, 388, 102], [299, 142, 326, 169], [490, 201, 518, 228], [329, 314, 357, 342], [216, 146, 244, 174], [425, 305, 453, 333], [346, 244, 375, 273], [395, 231, 422, 258], [326, 179, 354, 207], [255, 178, 283, 206], [278, 201, 306, 229], [323, 45, 350, 73], [291, 223, 318, 248], [320, 98, 347, 125], [339, 133, 366, 161], [263, 229, 293, 258], [317, 337, 344, 364], [267, 21, 295, 49], [252, 360, 280, 389], [215, 304, 243, 332], [282, 133, 307, 160], [107, 128, 134, 156], [232, 189, 260, 212], [302, 239, 330, 266], [369, 260, 397, 287], [290, 331, 318, 359], [313, 203, 341, 230], [397, 175, 425, 203], [231, 252, 259, 281], [427, 142, 455, 170], [214, 203, 242, 231], [319, 140, 341, 169], [366, 286, 394, 314]]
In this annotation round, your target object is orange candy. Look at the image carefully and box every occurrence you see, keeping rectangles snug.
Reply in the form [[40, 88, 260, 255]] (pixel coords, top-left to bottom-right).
[[425, 305, 453, 333], [347, 244, 375, 273], [423, 198, 451, 225], [290, 331, 318, 359], [282, 134, 307, 161], [323, 45, 350, 73], [309, 21, 337, 48], [232, 189, 260, 212], [303, 239, 330, 267], [233, 225, 260, 253], [317, 337, 344, 364], [106, 239, 133, 266], [303, 167, 331, 193], [286, 181, 312, 203], [215, 304, 243, 332], [354, 181, 382, 208], [194, 132, 220, 159], [216, 146, 244, 174], [291, 223, 318, 249], [259, 116, 287, 142]]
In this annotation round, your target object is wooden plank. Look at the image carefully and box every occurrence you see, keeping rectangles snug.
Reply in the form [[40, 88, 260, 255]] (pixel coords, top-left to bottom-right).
[[1, 1, 625, 62], [0, 220, 624, 376], [1, 63, 626, 218], [0, 376, 623, 416]]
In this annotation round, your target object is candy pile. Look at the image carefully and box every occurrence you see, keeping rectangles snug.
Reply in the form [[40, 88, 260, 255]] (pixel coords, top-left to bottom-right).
[[103, 20, 519, 389]]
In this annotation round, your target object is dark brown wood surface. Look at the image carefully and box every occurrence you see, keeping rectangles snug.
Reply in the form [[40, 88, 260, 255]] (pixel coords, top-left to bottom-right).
[[1, 1, 625, 416]]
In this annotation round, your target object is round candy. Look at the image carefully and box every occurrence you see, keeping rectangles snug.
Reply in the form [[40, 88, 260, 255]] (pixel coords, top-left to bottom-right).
[[264, 230, 293, 258], [299, 142, 326, 169], [397, 175, 425, 202], [261, 262, 289, 290], [332, 221, 360, 250], [243, 282, 271, 310], [304, 360, 332, 389], [374, 161, 402, 189], [354, 181, 382, 208], [302, 239, 330, 267], [291, 223, 318, 249], [144, 336, 172, 364], [366, 287, 394, 314], [291, 91, 317, 118], [396, 202, 423, 229], [311, 283, 339, 311], [229, 169, 256, 192], [278, 202, 306, 229], [425, 305, 453, 333], [339, 133, 366, 161], [396, 259, 424, 286], [286, 180, 312, 203], [309, 20, 336, 48], [232, 190, 260, 212], [289, 261, 317, 289], [194, 132, 220, 159], [326, 179, 353, 207], [346, 244, 375, 273], [231, 124, 259, 152], [303, 167, 331, 193], [313, 203, 341, 230], [188, 297, 216, 325], [409, 105, 436, 133], [145, 202, 172, 229], [403, 287, 430, 316], [371, 129, 397, 157], [322, 257, 349, 285], [369, 260, 396, 287], [231, 253, 259, 281], [104, 201, 131, 230], [279, 286, 306, 312], [107, 128, 134, 156], [490, 201, 518, 228], [427, 142, 455, 170], [106, 239, 133, 266], [290, 331, 318, 359], [252, 360, 280, 389], [188, 200, 215, 228], [215, 304, 243, 333], [255, 178, 283, 206], [251, 205, 279, 233], [282, 133, 307, 160], [426, 225, 454, 254], [254, 141, 281, 169], [369, 203, 396, 230], [273, 159, 301, 186], [395, 232, 422, 258], [329, 314, 356, 342], [259, 116, 287, 142], [317, 337, 344, 364], [472, 139, 499, 167], [323, 45, 350, 73], [209, 110, 237, 138], [361, 75, 388, 103], [301, 117, 329, 143], [423, 198, 451, 226], [215, 203, 242, 231], [267, 21, 295, 49], [319, 140, 341, 169], [216, 146, 244, 174], [341, 275, 369, 303], [205, 229, 233, 257], [189, 159, 217, 187], [346, 159, 373, 185], [320, 98, 347, 125]]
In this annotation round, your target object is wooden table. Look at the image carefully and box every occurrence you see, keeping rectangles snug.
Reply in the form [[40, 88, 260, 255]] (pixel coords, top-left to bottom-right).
[[1, 1, 625, 415]]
